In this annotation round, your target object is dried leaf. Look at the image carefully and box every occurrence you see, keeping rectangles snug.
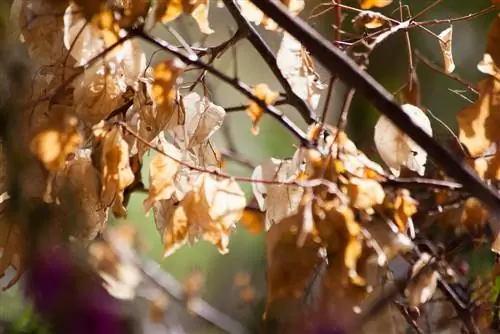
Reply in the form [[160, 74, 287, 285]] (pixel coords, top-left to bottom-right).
[[246, 84, 279, 135], [152, 59, 186, 129], [55, 157, 109, 241], [346, 177, 385, 211], [251, 156, 303, 229], [156, 174, 245, 256], [30, 112, 81, 171], [144, 144, 182, 214], [359, 0, 392, 10], [405, 253, 439, 307], [155, 0, 214, 34], [374, 104, 432, 176], [93, 123, 135, 217], [240, 207, 265, 235], [168, 92, 225, 149], [457, 78, 500, 158], [461, 197, 488, 235], [276, 33, 325, 110], [438, 26, 455, 74], [266, 211, 322, 306], [391, 189, 417, 232]]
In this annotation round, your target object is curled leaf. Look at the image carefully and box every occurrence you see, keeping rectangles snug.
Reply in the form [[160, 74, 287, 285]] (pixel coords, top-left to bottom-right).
[[438, 26, 455, 74], [346, 177, 385, 211]]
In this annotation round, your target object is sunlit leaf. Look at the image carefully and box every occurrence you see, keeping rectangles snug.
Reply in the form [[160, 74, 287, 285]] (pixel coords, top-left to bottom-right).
[[374, 104, 432, 176], [359, 0, 392, 10], [246, 83, 279, 135], [438, 26, 455, 74]]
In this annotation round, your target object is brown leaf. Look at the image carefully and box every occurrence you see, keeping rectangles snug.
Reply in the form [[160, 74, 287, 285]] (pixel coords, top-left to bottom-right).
[[457, 78, 500, 157], [391, 189, 417, 232], [246, 84, 279, 135], [353, 11, 388, 31], [405, 253, 438, 307], [240, 207, 265, 235], [236, 0, 304, 31], [266, 211, 322, 307]]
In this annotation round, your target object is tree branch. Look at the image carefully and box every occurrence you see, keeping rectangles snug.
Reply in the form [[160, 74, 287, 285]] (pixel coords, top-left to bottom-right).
[[249, 0, 500, 234], [223, 0, 316, 124]]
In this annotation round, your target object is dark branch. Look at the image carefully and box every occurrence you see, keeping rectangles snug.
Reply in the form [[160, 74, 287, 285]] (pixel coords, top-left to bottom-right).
[[249, 0, 500, 233]]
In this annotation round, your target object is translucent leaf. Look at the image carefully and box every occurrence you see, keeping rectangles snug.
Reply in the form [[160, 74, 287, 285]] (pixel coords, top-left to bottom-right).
[[155, 0, 214, 34], [93, 124, 135, 217], [251, 156, 303, 229], [152, 59, 186, 129], [276, 33, 325, 109], [236, 0, 304, 31], [30, 110, 82, 171], [246, 84, 279, 135], [143, 143, 182, 213], [438, 26, 455, 74], [374, 104, 432, 176], [156, 174, 245, 256], [168, 92, 226, 149]]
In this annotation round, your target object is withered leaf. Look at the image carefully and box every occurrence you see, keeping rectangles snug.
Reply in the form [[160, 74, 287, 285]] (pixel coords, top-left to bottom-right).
[[457, 78, 500, 158], [374, 104, 432, 176], [152, 59, 186, 129], [246, 83, 279, 135], [93, 123, 135, 217], [30, 111, 81, 171], [346, 177, 385, 211], [155, 174, 245, 256], [155, 0, 214, 34], [236, 0, 304, 31], [276, 33, 325, 110], [438, 26, 455, 74], [143, 143, 182, 214]]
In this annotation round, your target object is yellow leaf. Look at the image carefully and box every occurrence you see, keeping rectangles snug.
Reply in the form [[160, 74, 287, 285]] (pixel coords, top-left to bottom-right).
[[30, 112, 81, 171], [152, 59, 186, 127], [240, 208, 265, 235], [160, 174, 245, 256], [143, 143, 182, 214], [457, 78, 500, 157], [392, 189, 417, 232], [155, 0, 213, 34], [346, 177, 385, 211], [93, 123, 135, 216], [359, 0, 392, 10], [353, 11, 388, 31], [246, 83, 279, 135]]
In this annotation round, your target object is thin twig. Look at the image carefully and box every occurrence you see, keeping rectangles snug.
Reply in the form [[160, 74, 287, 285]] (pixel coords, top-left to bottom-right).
[[223, 0, 316, 124], [248, 0, 500, 233], [135, 29, 312, 147]]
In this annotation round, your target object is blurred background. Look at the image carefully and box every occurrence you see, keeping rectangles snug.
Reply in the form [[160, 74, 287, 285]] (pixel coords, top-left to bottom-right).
[[0, 0, 496, 332]]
